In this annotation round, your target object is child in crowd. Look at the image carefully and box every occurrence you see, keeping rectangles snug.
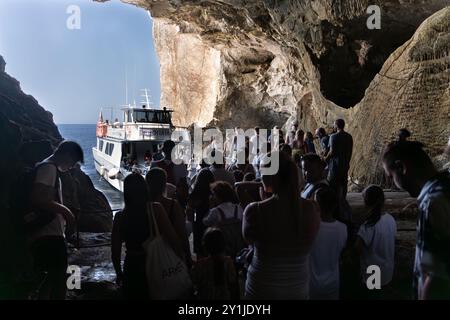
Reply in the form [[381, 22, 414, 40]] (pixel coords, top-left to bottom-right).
[[309, 187, 347, 299], [191, 228, 239, 300], [355, 185, 397, 298]]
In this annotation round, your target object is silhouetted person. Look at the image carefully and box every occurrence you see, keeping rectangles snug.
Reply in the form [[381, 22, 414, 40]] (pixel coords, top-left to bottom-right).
[[300, 154, 329, 200], [285, 122, 299, 147], [324, 119, 353, 222], [112, 173, 182, 299], [250, 127, 260, 157], [382, 140, 450, 299], [243, 172, 256, 182], [191, 228, 239, 300], [203, 181, 244, 259], [209, 151, 235, 186], [354, 185, 396, 299], [280, 143, 292, 159], [292, 129, 307, 156], [232, 170, 244, 183], [144, 150, 152, 165], [28, 140, 83, 300], [146, 168, 191, 267], [304, 132, 316, 154], [397, 128, 411, 142], [315, 127, 330, 157], [187, 168, 215, 258], [151, 140, 187, 186], [243, 151, 320, 299], [309, 187, 347, 300]]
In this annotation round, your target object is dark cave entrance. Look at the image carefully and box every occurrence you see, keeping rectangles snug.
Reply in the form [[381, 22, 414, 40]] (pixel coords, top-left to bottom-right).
[[314, 18, 417, 108]]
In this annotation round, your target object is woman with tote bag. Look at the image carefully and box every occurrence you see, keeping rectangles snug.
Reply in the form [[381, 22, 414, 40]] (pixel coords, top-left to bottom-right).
[[112, 173, 190, 299]]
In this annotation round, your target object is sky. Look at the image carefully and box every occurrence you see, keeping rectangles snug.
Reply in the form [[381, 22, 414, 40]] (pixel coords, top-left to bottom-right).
[[0, 0, 161, 124]]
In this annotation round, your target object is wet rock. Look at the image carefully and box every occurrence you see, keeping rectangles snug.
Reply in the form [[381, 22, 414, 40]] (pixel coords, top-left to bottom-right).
[[67, 232, 122, 300], [61, 168, 113, 233]]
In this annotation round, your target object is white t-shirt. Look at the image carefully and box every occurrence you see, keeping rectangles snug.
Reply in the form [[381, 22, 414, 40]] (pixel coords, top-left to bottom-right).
[[309, 220, 347, 300], [357, 213, 397, 286], [203, 202, 243, 227], [29, 162, 66, 242]]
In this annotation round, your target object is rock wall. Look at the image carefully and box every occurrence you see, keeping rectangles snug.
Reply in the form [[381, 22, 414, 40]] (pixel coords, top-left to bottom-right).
[[349, 7, 450, 185], [119, 0, 450, 184], [0, 55, 112, 297], [0, 59, 62, 145]]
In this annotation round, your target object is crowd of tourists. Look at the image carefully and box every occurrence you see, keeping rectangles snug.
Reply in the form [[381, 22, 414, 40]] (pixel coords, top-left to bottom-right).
[[23, 120, 450, 300]]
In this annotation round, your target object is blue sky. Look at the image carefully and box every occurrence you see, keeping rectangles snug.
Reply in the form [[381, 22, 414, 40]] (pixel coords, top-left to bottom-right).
[[0, 0, 161, 124]]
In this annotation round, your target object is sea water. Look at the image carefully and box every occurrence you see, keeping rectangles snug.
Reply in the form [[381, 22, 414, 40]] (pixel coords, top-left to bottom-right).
[[58, 124, 124, 211]]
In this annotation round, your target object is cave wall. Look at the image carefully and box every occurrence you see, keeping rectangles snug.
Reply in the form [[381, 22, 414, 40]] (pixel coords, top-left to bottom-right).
[[119, 0, 450, 185], [0, 55, 114, 296], [349, 7, 450, 185]]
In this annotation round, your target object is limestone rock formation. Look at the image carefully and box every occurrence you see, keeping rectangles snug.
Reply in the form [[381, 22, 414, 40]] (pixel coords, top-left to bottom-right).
[[0, 55, 114, 297], [0, 58, 62, 145], [349, 7, 450, 185], [118, 0, 450, 184]]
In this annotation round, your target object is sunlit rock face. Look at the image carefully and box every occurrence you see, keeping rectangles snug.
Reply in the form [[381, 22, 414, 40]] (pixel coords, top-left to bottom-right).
[[153, 19, 221, 127], [118, 0, 450, 184], [349, 7, 450, 185]]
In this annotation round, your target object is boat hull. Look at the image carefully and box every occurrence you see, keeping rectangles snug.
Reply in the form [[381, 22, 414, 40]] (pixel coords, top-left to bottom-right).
[[93, 146, 124, 192]]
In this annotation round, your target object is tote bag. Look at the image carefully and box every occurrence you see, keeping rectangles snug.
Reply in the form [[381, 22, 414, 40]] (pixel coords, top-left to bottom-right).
[[142, 203, 192, 300]]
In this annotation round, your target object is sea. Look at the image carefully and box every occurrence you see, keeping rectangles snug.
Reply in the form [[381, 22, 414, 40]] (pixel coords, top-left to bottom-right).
[[58, 124, 124, 211]]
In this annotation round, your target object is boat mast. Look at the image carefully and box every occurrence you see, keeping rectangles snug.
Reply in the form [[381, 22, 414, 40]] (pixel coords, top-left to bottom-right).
[[141, 89, 153, 108], [125, 68, 128, 106]]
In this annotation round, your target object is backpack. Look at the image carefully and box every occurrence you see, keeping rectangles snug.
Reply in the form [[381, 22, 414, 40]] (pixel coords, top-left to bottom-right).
[[216, 205, 245, 258], [302, 181, 329, 200], [11, 162, 59, 233]]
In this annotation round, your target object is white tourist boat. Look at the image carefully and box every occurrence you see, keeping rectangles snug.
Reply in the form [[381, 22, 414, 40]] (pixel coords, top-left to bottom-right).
[[92, 90, 188, 192]]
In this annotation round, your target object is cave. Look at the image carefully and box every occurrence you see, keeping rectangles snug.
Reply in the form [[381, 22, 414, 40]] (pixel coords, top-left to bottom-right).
[[1, 0, 450, 302], [315, 18, 418, 108], [143, 0, 450, 185]]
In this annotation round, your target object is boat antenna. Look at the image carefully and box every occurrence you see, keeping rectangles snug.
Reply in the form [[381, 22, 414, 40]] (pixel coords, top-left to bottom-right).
[[133, 62, 137, 108], [125, 67, 128, 106], [140, 89, 153, 108]]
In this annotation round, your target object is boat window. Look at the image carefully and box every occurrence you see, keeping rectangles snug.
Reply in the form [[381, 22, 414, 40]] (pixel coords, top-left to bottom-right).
[[134, 110, 150, 123], [104, 142, 115, 156], [99, 140, 104, 151], [133, 110, 172, 124]]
